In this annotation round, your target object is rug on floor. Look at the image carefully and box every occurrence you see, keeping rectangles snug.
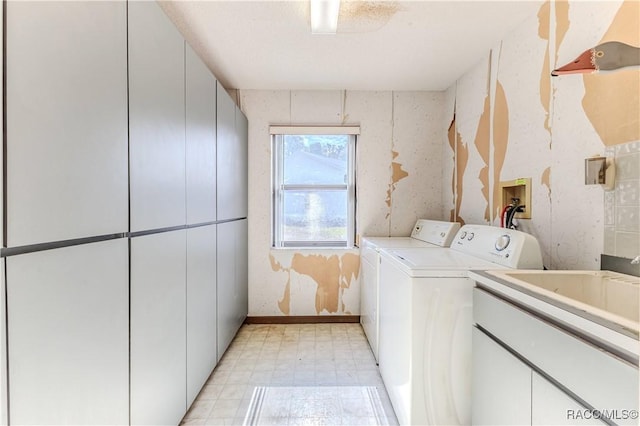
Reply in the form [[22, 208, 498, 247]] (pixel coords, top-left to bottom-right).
[[243, 385, 391, 426]]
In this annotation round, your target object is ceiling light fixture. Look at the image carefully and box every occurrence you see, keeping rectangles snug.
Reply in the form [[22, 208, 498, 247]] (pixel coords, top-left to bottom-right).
[[310, 0, 340, 35]]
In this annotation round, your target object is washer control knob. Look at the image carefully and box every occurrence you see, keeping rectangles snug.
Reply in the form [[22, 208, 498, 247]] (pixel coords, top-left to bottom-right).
[[495, 235, 511, 251], [467, 232, 475, 241], [440, 232, 446, 237], [460, 231, 467, 239]]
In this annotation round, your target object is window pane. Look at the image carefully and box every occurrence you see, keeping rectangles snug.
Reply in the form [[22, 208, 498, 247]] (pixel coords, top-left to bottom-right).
[[283, 135, 348, 185], [282, 190, 347, 242]]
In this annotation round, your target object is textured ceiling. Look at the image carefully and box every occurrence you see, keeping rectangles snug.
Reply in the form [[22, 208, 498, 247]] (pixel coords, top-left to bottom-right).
[[161, 0, 542, 91]]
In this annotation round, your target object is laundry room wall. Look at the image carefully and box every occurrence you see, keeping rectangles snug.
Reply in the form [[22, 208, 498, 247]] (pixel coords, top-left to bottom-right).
[[240, 90, 446, 316], [443, 0, 639, 270]]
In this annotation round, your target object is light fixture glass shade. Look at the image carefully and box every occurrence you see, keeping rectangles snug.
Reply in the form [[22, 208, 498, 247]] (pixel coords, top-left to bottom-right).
[[310, 0, 340, 34]]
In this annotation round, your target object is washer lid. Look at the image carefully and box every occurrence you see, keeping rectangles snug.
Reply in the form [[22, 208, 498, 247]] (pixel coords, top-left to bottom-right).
[[361, 237, 440, 250], [380, 247, 506, 277]]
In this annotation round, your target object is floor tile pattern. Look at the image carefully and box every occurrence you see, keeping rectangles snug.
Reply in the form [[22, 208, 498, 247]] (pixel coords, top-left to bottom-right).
[[180, 323, 398, 425]]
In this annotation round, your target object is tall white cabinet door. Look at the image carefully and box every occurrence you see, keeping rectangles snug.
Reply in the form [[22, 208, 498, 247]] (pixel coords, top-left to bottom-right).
[[6, 240, 129, 425], [128, 1, 186, 232], [216, 221, 237, 360], [235, 109, 249, 218], [236, 219, 249, 321], [471, 327, 532, 425], [216, 83, 243, 221], [5, 2, 128, 246], [186, 225, 217, 407], [131, 230, 187, 425], [186, 44, 217, 225], [216, 220, 248, 361], [0, 259, 7, 426]]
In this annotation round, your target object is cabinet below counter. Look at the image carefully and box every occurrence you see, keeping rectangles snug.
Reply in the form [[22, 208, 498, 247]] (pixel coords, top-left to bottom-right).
[[471, 286, 638, 426]]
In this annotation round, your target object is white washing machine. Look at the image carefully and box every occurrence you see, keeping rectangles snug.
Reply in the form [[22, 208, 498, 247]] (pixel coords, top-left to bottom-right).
[[360, 220, 460, 362], [377, 224, 543, 426]]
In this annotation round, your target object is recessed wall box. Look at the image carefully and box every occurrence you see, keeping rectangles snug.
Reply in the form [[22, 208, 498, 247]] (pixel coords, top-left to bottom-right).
[[499, 178, 532, 219], [585, 156, 615, 190]]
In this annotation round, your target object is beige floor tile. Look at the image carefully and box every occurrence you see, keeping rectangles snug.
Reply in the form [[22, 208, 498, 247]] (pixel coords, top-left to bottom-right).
[[182, 324, 398, 426], [219, 384, 249, 400], [209, 398, 243, 418], [184, 399, 215, 420]]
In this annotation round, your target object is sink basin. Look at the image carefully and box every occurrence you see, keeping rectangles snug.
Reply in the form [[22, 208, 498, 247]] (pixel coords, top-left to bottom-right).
[[484, 270, 639, 335]]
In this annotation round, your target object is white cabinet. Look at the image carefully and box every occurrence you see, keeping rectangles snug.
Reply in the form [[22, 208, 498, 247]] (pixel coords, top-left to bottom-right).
[[186, 225, 218, 407], [472, 327, 606, 426], [237, 219, 249, 321], [216, 84, 248, 221], [473, 288, 629, 426], [6, 240, 129, 425], [0, 259, 6, 426], [186, 43, 217, 225], [5, 2, 128, 246], [235, 107, 249, 218], [472, 327, 532, 425], [131, 231, 187, 425], [128, 1, 186, 232], [532, 372, 604, 426], [217, 219, 248, 361]]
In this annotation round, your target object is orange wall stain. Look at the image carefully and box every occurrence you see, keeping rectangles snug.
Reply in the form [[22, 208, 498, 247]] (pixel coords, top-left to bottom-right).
[[475, 95, 491, 221], [538, 1, 552, 132], [555, 0, 570, 60], [291, 254, 341, 314], [454, 131, 468, 225], [270, 254, 292, 315], [271, 252, 361, 315], [582, 0, 640, 146], [278, 281, 291, 315], [492, 81, 510, 219], [541, 167, 551, 199], [385, 150, 410, 213], [448, 115, 457, 222]]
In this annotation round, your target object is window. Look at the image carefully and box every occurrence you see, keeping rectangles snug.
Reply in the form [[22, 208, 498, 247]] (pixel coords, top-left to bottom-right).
[[271, 126, 358, 248]]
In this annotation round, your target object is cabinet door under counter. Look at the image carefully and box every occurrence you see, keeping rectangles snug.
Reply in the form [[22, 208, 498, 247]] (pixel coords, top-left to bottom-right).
[[472, 286, 638, 426]]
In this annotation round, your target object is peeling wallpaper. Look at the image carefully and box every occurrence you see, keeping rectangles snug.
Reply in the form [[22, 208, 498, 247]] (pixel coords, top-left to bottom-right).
[[242, 90, 445, 316], [443, 0, 639, 270], [240, 0, 638, 317]]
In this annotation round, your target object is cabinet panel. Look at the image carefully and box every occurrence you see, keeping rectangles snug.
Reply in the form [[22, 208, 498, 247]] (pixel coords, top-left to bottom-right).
[[129, 1, 186, 231], [131, 231, 187, 425], [474, 288, 638, 415], [186, 44, 217, 225], [235, 109, 249, 218], [471, 327, 531, 425], [187, 225, 217, 407], [216, 221, 236, 360], [216, 220, 248, 361], [6, 2, 128, 246], [7, 240, 129, 425], [236, 219, 249, 321], [216, 84, 247, 221], [0, 259, 7, 426], [532, 373, 605, 425]]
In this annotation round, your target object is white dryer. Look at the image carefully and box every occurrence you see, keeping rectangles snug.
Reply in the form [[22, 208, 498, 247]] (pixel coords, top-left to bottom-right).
[[377, 224, 543, 426], [360, 220, 460, 362]]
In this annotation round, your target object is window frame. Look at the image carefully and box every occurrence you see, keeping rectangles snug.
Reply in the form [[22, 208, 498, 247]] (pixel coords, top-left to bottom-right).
[[270, 126, 359, 248]]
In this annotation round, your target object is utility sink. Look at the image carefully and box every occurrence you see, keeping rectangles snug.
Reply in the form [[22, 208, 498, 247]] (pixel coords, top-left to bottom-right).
[[484, 270, 640, 337]]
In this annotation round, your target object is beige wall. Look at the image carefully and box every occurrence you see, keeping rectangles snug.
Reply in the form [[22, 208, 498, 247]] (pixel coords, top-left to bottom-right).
[[241, 90, 446, 316], [443, 0, 639, 270]]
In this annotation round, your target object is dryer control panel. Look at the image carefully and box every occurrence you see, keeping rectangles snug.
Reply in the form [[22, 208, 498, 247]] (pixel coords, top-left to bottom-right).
[[411, 219, 461, 247], [451, 225, 543, 269]]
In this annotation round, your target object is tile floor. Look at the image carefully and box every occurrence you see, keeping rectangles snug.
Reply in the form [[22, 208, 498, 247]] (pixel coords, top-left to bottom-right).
[[180, 323, 398, 426]]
